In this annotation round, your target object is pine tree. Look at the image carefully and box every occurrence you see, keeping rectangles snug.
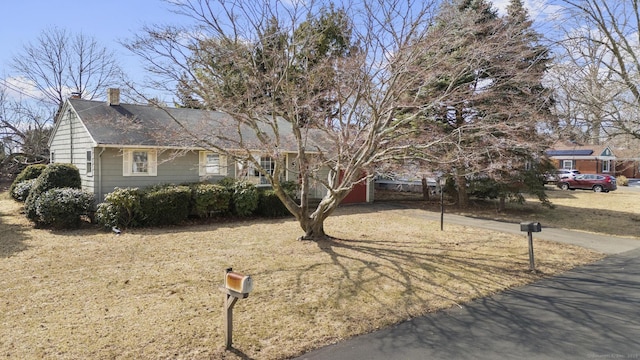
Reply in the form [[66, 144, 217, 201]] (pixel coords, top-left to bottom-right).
[[400, 0, 554, 208]]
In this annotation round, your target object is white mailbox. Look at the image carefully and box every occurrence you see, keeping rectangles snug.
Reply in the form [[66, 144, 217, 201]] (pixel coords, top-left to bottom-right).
[[225, 269, 253, 295]]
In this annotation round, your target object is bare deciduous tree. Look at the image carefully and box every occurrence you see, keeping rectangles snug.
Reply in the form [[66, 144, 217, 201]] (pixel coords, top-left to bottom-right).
[[558, 0, 640, 141], [0, 88, 52, 176], [126, 0, 462, 240], [9, 26, 122, 113]]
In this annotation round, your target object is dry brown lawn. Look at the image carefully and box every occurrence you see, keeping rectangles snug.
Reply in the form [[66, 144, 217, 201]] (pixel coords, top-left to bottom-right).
[[0, 185, 625, 359], [457, 186, 640, 238]]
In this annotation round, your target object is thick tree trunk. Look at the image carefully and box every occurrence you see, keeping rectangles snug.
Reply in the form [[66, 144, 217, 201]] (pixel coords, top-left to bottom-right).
[[421, 177, 430, 201], [300, 219, 327, 240], [297, 192, 346, 241], [456, 175, 469, 208]]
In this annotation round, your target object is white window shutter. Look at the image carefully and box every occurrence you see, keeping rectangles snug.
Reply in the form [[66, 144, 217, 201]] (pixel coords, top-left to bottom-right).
[[199, 151, 206, 176], [148, 150, 158, 176], [123, 149, 132, 176], [219, 154, 228, 176], [252, 153, 260, 176]]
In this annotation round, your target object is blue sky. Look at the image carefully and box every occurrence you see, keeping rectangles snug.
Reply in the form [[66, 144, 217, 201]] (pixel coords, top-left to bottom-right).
[[0, 0, 562, 101], [0, 0, 179, 66], [0, 0, 181, 97]]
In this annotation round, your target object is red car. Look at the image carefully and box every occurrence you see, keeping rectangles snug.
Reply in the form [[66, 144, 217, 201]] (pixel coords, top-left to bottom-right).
[[557, 174, 617, 192]]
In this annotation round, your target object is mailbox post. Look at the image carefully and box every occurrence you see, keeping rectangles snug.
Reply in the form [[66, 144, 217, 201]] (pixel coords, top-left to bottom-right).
[[221, 268, 253, 350], [520, 222, 541, 271]]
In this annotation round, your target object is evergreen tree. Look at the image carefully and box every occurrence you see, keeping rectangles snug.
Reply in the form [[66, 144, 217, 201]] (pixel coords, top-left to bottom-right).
[[400, 0, 554, 208]]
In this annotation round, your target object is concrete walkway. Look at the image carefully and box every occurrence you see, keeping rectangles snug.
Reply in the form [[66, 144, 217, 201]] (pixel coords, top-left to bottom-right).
[[295, 208, 640, 360]]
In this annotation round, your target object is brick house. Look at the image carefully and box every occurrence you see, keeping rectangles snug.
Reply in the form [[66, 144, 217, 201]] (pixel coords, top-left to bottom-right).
[[545, 142, 615, 175]]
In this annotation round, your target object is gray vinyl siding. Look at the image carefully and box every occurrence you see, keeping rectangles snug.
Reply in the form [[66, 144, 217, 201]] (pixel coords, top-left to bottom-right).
[[312, 166, 330, 199], [49, 112, 73, 164], [49, 108, 95, 194], [96, 149, 234, 201], [284, 153, 328, 199]]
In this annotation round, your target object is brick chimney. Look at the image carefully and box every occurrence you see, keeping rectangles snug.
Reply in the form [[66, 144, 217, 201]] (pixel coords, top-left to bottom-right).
[[70, 92, 81, 99], [107, 88, 120, 106]]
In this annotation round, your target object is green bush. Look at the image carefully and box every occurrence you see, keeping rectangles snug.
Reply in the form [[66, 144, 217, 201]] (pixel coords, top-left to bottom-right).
[[617, 175, 629, 186], [256, 189, 292, 217], [190, 183, 231, 218], [279, 181, 299, 197], [32, 188, 95, 229], [217, 177, 237, 188], [95, 187, 144, 229], [10, 178, 37, 202], [25, 164, 81, 222], [9, 164, 47, 200], [228, 181, 259, 217], [468, 177, 501, 199], [140, 185, 192, 226]]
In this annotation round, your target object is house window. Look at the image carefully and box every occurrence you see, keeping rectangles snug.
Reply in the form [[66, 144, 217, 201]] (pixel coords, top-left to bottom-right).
[[602, 160, 611, 173], [206, 154, 220, 174], [123, 149, 157, 176], [256, 156, 274, 184], [199, 151, 227, 176], [86, 150, 93, 176], [562, 160, 574, 169], [133, 151, 148, 174], [235, 155, 275, 184]]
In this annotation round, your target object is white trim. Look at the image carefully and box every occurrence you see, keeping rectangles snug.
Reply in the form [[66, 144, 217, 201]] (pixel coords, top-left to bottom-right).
[[199, 151, 227, 176], [86, 150, 93, 177], [123, 149, 157, 177]]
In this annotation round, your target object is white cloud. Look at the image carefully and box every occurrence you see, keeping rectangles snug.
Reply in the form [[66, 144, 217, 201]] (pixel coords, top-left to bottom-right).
[[493, 0, 564, 22], [0, 76, 45, 101]]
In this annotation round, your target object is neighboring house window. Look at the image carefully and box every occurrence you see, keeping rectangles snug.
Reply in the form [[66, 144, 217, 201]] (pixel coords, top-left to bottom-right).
[[123, 149, 157, 176], [86, 150, 93, 176], [602, 159, 611, 173], [562, 160, 574, 169], [199, 151, 227, 176]]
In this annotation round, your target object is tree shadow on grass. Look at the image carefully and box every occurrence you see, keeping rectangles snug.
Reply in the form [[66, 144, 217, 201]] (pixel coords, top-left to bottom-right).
[[0, 210, 29, 258], [308, 235, 540, 317]]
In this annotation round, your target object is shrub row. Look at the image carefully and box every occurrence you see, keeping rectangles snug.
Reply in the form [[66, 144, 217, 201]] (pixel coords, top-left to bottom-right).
[[11, 166, 297, 230], [95, 179, 297, 229]]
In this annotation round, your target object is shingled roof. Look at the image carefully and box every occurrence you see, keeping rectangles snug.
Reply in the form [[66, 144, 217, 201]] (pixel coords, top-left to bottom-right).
[[66, 98, 326, 153], [545, 141, 613, 158]]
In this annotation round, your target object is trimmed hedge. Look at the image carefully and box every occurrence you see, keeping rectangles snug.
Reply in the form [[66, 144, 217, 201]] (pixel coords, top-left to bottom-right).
[[228, 181, 259, 217], [256, 189, 292, 217], [9, 164, 47, 201], [140, 185, 192, 226], [95, 187, 144, 229], [25, 164, 82, 223], [95, 180, 298, 229], [32, 188, 95, 229], [190, 183, 231, 218], [10, 178, 37, 202]]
